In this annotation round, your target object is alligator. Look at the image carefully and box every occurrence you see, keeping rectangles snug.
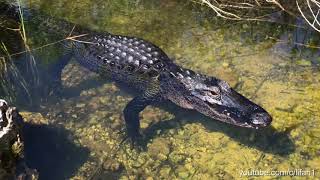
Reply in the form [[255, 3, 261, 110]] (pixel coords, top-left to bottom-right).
[[1, 2, 272, 141]]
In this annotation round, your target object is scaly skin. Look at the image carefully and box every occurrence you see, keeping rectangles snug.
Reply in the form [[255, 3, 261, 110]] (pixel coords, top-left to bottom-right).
[[1, 2, 272, 140]]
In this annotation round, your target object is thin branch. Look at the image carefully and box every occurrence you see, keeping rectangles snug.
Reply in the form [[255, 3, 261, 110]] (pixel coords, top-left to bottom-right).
[[297, 0, 320, 33], [307, 0, 320, 27], [201, 0, 242, 20], [311, 0, 320, 8], [266, 0, 285, 11]]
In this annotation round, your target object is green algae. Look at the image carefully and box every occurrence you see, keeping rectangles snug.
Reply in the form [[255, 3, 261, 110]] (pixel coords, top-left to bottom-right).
[[2, 0, 320, 179]]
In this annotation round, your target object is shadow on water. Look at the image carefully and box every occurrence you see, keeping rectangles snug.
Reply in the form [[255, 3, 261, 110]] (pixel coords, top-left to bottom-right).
[[23, 123, 90, 180], [144, 103, 296, 157]]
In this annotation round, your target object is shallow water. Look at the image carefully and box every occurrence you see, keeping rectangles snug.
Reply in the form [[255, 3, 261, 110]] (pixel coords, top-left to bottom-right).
[[1, 0, 320, 179]]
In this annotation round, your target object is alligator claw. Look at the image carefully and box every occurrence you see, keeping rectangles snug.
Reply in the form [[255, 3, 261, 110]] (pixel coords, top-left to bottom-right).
[[116, 127, 145, 151], [128, 129, 142, 142], [126, 131, 146, 151]]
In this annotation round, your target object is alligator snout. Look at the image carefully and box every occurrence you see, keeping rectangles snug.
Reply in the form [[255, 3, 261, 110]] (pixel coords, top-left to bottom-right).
[[249, 111, 272, 128]]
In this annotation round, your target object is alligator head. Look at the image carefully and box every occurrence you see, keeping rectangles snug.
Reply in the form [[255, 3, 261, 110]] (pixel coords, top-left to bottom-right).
[[169, 73, 272, 129]]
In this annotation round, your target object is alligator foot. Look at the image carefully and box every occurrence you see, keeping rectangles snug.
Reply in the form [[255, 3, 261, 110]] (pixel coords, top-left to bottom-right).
[[118, 131, 146, 151], [128, 133, 145, 151]]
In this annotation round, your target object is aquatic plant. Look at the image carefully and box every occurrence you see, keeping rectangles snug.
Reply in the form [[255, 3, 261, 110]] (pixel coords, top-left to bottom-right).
[[0, 42, 29, 103], [0, 0, 39, 104]]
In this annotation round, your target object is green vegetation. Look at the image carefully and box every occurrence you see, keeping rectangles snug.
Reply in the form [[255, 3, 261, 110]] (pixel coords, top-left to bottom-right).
[[0, 42, 29, 103], [0, 0, 36, 104]]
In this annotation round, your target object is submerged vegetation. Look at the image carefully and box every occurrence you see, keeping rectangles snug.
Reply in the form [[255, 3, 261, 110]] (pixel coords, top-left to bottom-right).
[[0, 0, 319, 179], [0, 1, 37, 105], [0, 42, 29, 103]]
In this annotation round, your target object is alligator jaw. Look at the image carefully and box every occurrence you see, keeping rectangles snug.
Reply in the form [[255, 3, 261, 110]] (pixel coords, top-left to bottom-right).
[[200, 85, 272, 129]]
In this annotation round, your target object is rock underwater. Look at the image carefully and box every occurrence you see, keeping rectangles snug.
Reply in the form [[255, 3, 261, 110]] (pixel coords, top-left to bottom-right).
[[0, 99, 38, 180]]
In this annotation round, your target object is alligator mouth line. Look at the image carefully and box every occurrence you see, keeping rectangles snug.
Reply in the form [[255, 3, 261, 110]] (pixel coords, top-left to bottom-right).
[[205, 101, 271, 129]]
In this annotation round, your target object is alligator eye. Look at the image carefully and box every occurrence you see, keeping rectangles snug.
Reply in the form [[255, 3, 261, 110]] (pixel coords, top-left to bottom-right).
[[210, 91, 218, 96], [207, 86, 220, 97], [207, 90, 220, 98]]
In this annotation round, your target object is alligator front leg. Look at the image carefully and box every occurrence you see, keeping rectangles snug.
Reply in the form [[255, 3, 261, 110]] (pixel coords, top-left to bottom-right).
[[123, 93, 158, 141]]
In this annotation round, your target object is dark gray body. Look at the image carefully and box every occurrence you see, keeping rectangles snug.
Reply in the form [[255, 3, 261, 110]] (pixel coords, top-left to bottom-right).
[[73, 33, 170, 93], [69, 32, 272, 139], [71, 32, 206, 104]]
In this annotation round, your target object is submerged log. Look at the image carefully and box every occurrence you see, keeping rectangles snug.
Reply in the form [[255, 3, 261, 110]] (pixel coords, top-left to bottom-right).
[[0, 99, 38, 180]]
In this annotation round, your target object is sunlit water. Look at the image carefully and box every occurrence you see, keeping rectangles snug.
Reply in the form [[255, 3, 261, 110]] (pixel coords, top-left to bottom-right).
[[1, 0, 320, 179]]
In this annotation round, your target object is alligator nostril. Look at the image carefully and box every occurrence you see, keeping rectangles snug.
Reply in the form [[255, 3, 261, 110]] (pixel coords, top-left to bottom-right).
[[250, 112, 272, 126]]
